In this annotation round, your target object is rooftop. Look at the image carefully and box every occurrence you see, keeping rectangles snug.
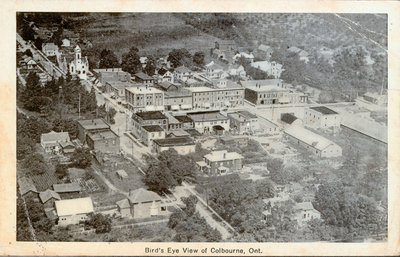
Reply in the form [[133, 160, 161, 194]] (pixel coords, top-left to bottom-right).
[[175, 66, 192, 73], [164, 112, 180, 124], [128, 188, 161, 204], [168, 129, 190, 137], [39, 189, 61, 203], [142, 125, 164, 132], [228, 110, 258, 122], [106, 81, 135, 90], [284, 125, 339, 151], [55, 197, 94, 217], [126, 86, 163, 94], [87, 130, 119, 141], [153, 136, 195, 147], [341, 114, 387, 144], [41, 131, 70, 143], [309, 106, 338, 115], [204, 150, 244, 162], [116, 198, 130, 209], [18, 177, 37, 195], [174, 115, 193, 123], [240, 79, 286, 92], [77, 119, 110, 131], [281, 113, 298, 124], [134, 72, 154, 81], [134, 111, 167, 120], [188, 111, 228, 122], [53, 183, 82, 193]]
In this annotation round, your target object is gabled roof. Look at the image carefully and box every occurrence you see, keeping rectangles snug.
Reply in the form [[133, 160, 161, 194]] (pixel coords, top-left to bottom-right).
[[53, 183, 81, 193], [134, 111, 167, 120], [204, 150, 244, 162], [39, 189, 61, 203], [157, 68, 171, 76], [135, 72, 154, 81], [18, 177, 38, 195], [309, 106, 338, 115], [59, 141, 75, 148], [41, 131, 70, 143], [128, 188, 161, 204], [77, 119, 110, 130], [174, 115, 193, 123], [55, 197, 94, 217], [281, 113, 298, 124], [116, 169, 128, 178], [284, 125, 338, 151], [175, 66, 192, 73], [116, 198, 130, 208]]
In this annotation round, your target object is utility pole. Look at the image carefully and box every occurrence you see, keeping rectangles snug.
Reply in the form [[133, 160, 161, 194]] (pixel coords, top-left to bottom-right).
[[78, 92, 81, 119]]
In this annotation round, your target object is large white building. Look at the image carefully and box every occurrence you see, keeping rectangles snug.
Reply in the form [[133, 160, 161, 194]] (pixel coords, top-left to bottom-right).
[[284, 125, 342, 158], [58, 45, 89, 80], [125, 86, 164, 113], [304, 106, 341, 130], [55, 197, 94, 226]]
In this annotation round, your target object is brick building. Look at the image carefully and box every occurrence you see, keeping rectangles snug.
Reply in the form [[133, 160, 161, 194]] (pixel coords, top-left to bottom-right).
[[86, 130, 120, 154]]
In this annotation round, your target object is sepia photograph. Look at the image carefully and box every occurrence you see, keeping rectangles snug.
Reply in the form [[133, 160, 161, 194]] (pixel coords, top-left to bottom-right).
[[14, 11, 390, 244]]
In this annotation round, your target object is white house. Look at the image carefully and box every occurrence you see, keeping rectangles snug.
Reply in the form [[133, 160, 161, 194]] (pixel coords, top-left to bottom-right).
[[251, 61, 284, 78], [61, 39, 71, 47], [55, 197, 94, 226], [304, 106, 341, 130], [293, 202, 321, 226], [42, 43, 59, 57], [40, 131, 70, 153]]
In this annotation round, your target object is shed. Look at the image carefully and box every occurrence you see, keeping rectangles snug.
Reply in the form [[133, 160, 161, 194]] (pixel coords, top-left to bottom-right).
[[116, 169, 128, 180]]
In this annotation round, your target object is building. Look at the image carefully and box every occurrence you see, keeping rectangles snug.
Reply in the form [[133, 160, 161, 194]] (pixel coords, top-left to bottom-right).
[[293, 202, 321, 226], [116, 188, 167, 219], [251, 61, 283, 78], [131, 111, 168, 131], [55, 197, 94, 226], [116, 169, 128, 180], [133, 72, 154, 86], [18, 177, 38, 199], [187, 111, 230, 134], [174, 66, 192, 81], [304, 106, 341, 130], [227, 110, 259, 134], [165, 112, 182, 130], [205, 61, 224, 78], [256, 44, 273, 60], [125, 86, 164, 113], [174, 115, 194, 129], [284, 125, 342, 158], [153, 137, 196, 155], [59, 141, 75, 154], [53, 183, 82, 196], [281, 113, 303, 127], [58, 45, 89, 80], [160, 83, 192, 111], [242, 79, 291, 105], [105, 81, 135, 99], [93, 68, 131, 85], [40, 131, 70, 153], [77, 119, 111, 144], [61, 39, 71, 47], [214, 40, 236, 52], [42, 43, 59, 57], [340, 114, 387, 144], [188, 84, 244, 110], [199, 150, 244, 175], [232, 52, 254, 63], [155, 68, 174, 83], [86, 130, 120, 154], [362, 92, 387, 107], [287, 46, 309, 63], [228, 64, 246, 78], [39, 189, 61, 208]]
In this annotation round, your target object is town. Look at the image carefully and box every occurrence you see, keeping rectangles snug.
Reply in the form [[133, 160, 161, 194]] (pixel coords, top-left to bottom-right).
[[16, 13, 388, 242]]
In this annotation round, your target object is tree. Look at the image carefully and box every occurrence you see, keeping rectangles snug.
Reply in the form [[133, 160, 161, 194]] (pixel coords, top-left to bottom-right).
[[193, 51, 205, 66], [17, 136, 36, 160], [20, 22, 36, 41], [99, 49, 119, 68], [144, 162, 177, 194], [23, 153, 48, 176], [86, 213, 112, 234], [143, 56, 156, 76], [167, 48, 192, 68], [55, 163, 68, 179], [121, 47, 141, 75], [70, 148, 92, 168], [23, 49, 33, 57], [17, 114, 51, 142], [52, 118, 79, 139]]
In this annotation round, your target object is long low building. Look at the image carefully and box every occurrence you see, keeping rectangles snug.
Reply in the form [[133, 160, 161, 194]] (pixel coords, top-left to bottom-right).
[[153, 136, 196, 155], [284, 125, 342, 158], [187, 111, 230, 134], [340, 114, 387, 144], [55, 197, 94, 226]]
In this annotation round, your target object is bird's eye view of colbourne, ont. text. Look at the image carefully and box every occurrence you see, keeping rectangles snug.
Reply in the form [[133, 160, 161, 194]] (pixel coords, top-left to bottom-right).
[[16, 12, 388, 244]]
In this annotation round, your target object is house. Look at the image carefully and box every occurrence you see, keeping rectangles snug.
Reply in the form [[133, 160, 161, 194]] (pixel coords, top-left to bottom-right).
[[251, 61, 284, 78], [140, 125, 166, 146], [228, 64, 246, 78], [42, 43, 59, 57], [93, 68, 131, 85], [59, 141, 75, 154], [205, 61, 224, 78], [156, 68, 174, 83], [58, 45, 89, 80], [116, 169, 128, 180], [232, 52, 254, 63], [227, 110, 259, 134], [116, 188, 167, 219], [293, 202, 321, 226], [125, 86, 164, 113], [187, 84, 244, 110], [39, 189, 61, 208], [287, 46, 309, 63], [284, 125, 342, 158], [134, 72, 154, 86], [86, 130, 120, 154], [105, 81, 135, 99], [153, 137, 196, 155], [241, 79, 290, 105], [198, 150, 244, 175], [256, 44, 273, 60], [18, 177, 39, 199], [174, 66, 192, 81], [40, 131, 70, 153], [53, 183, 82, 197], [55, 197, 94, 226], [187, 111, 230, 134], [77, 119, 110, 144], [61, 39, 71, 47], [304, 106, 341, 130]]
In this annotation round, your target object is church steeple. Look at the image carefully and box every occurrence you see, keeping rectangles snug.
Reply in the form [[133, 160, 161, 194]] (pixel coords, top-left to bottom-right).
[[75, 45, 81, 60]]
